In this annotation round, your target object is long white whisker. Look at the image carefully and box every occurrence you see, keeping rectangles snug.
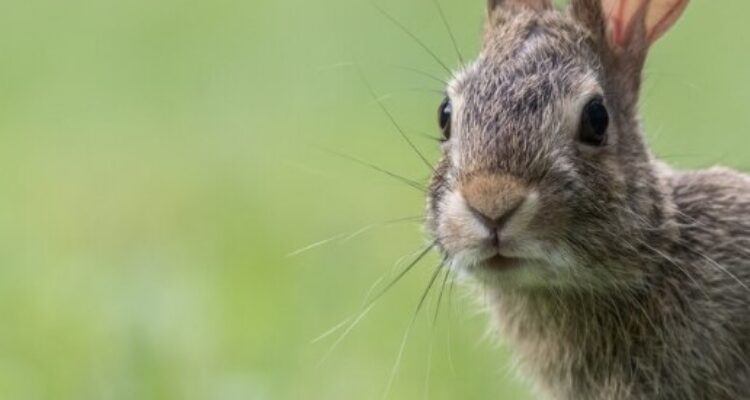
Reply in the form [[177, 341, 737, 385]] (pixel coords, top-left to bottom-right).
[[288, 216, 422, 257], [382, 261, 445, 400], [316, 244, 436, 366], [311, 275, 387, 344], [287, 232, 351, 257]]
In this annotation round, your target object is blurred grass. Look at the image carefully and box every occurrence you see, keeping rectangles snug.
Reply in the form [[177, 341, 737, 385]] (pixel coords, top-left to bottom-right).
[[0, 0, 747, 399]]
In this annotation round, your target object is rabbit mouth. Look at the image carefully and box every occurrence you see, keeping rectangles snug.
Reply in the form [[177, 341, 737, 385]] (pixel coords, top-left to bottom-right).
[[481, 254, 523, 272]]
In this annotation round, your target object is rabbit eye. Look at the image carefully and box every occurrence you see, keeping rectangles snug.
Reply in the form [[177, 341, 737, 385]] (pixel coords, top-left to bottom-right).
[[579, 97, 609, 146], [438, 97, 452, 141]]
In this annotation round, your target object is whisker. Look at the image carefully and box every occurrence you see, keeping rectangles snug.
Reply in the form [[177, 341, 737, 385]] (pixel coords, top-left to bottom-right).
[[321, 148, 428, 193], [311, 318, 352, 344], [354, 65, 435, 172], [409, 88, 447, 96], [422, 268, 452, 400], [391, 65, 448, 86], [413, 130, 443, 143], [431, 0, 464, 65], [319, 62, 447, 86], [287, 232, 352, 258], [446, 270, 458, 376], [311, 274, 388, 344], [366, 88, 447, 106], [373, 4, 453, 75], [340, 216, 424, 243], [382, 260, 446, 400], [369, 243, 437, 307], [434, 267, 452, 324], [423, 325, 436, 400], [316, 243, 436, 365], [288, 216, 422, 257], [316, 302, 378, 367]]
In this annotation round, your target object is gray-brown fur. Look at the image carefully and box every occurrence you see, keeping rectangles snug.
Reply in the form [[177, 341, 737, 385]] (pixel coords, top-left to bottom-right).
[[425, 1, 750, 399]]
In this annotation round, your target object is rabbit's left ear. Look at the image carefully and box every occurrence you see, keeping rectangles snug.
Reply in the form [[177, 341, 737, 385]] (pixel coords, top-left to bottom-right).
[[601, 0, 689, 48]]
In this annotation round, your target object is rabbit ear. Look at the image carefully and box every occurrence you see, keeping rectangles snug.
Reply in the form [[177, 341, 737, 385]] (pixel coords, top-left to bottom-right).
[[488, 0, 553, 13], [570, 0, 689, 108], [601, 0, 689, 48]]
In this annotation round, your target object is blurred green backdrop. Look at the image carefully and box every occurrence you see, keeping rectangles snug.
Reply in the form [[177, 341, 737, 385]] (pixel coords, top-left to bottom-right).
[[0, 0, 747, 399]]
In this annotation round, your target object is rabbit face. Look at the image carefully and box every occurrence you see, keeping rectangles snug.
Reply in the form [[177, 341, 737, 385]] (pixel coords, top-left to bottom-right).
[[426, 9, 665, 289]]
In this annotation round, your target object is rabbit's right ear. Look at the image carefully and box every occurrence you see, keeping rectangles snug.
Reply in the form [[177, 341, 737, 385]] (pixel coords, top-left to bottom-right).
[[571, 0, 689, 103], [603, 0, 689, 48], [572, 0, 689, 51]]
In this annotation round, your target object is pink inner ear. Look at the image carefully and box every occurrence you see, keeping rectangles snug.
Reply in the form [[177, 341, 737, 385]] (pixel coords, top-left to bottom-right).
[[601, 0, 689, 48], [645, 0, 689, 44], [602, 0, 644, 47]]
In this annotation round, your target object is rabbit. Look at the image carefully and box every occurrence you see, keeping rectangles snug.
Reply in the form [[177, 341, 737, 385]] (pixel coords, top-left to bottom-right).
[[425, 0, 750, 399]]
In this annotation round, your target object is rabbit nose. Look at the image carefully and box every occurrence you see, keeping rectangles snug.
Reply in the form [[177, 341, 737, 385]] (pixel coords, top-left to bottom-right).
[[467, 200, 523, 232], [460, 174, 528, 233]]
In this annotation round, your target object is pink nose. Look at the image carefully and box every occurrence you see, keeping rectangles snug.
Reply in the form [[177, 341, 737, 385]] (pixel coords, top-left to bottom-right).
[[460, 174, 528, 231], [467, 199, 523, 232]]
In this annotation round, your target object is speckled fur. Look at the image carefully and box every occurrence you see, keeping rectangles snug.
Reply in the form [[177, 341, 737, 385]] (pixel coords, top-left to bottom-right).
[[425, 1, 750, 399]]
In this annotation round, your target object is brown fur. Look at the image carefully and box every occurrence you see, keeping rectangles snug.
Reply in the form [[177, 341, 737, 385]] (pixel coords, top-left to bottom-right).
[[461, 174, 527, 221], [425, 1, 750, 399]]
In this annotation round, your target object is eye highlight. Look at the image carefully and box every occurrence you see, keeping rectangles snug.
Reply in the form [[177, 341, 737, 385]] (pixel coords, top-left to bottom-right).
[[579, 97, 609, 146], [438, 97, 452, 141]]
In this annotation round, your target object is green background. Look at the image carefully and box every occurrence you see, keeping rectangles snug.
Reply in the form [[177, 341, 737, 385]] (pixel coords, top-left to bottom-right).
[[0, 0, 746, 399]]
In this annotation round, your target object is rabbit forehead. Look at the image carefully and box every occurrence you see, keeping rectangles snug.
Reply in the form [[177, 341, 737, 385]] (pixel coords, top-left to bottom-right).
[[448, 17, 599, 176]]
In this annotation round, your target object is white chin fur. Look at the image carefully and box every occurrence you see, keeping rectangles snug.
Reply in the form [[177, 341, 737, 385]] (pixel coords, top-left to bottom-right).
[[436, 186, 589, 287]]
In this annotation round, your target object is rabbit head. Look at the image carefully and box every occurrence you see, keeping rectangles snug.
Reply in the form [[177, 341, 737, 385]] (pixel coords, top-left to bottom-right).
[[426, 0, 688, 288]]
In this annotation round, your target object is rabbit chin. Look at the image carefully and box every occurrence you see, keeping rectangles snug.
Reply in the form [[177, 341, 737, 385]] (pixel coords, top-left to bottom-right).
[[447, 244, 585, 289]]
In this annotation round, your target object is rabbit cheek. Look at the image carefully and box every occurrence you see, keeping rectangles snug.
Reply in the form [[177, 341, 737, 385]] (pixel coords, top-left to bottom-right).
[[436, 191, 496, 257], [526, 195, 567, 245]]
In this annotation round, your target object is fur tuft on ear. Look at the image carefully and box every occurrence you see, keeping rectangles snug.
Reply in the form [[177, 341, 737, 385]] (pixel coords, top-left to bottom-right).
[[602, 0, 689, 48], [488, 0, 553, 13]]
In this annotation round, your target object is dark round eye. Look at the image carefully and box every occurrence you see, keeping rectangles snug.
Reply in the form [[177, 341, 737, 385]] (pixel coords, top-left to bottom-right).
[[579, 97, 609, 146], [438, 97, 452, 141]]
